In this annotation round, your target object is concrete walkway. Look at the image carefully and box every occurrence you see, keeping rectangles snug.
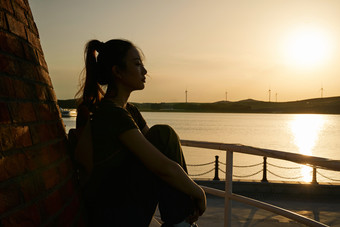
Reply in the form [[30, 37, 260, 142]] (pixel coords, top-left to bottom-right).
[[153, 194, 340, 227], [195, 194, 340, 227]]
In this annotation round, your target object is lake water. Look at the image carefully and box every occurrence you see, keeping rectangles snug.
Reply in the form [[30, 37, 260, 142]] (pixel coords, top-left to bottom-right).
[[63, 112, 340, 183]]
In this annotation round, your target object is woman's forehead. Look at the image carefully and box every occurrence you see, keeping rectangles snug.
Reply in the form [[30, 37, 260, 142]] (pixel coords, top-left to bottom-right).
[[127, 47, 141, 60]]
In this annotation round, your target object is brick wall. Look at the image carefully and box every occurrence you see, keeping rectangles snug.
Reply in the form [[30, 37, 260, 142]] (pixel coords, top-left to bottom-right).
[[0, 0, 84, 226]]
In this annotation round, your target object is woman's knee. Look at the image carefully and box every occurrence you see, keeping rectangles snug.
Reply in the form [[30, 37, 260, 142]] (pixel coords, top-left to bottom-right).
[[148, 124, 174, 134], [146, 124, 179, 149]]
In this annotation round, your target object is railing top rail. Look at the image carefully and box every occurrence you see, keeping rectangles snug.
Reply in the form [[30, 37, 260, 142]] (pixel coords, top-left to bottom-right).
[[181, 140, 340, 172]]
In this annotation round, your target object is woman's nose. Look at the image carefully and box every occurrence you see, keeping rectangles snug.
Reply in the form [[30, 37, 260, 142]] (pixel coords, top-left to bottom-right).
[[142, 66, 147, 75]]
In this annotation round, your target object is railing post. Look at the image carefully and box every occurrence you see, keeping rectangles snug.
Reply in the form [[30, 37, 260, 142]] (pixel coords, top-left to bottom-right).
[[261, 156, 268, 183], [213, 155, 220, 181], [312, 167, 318, 184], [224, 150, 233, 227]]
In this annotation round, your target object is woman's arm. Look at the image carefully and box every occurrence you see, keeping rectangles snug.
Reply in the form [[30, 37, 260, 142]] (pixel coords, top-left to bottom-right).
[[119, 128, 206, 216], [141, 124, 150, 135]]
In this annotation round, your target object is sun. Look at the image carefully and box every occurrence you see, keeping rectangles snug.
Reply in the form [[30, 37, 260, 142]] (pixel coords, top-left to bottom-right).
[[282, 26, 332, 69]]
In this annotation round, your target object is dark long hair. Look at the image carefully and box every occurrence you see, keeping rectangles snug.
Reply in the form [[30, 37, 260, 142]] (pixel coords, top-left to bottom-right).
[[76, 39, 135, 112]]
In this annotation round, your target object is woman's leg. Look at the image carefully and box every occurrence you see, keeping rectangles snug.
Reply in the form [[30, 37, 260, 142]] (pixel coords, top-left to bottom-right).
[[145, 125, 195, 225]]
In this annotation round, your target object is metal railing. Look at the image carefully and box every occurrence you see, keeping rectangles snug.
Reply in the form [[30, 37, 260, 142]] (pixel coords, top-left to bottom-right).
[[181, 139, 340, 227], [187, 155, 340, 183]]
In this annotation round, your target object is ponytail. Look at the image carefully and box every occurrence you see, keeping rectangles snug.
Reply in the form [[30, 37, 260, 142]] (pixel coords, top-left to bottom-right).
[[76, 40, 104, 112]]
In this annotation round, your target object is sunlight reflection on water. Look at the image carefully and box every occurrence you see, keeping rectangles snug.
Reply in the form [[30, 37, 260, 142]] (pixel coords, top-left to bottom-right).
[[64, 112, 340, 183], [290, 114, 325, 182]]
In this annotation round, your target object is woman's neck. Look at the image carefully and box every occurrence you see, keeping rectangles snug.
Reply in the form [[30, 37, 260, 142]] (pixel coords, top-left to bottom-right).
[[104, 87, 130, 108]]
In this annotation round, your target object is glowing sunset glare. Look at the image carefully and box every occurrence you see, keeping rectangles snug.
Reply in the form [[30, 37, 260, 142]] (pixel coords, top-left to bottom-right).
[[290, 115, 325, 182], [30, 0, 340, 102], [282, 26, 333, 69]]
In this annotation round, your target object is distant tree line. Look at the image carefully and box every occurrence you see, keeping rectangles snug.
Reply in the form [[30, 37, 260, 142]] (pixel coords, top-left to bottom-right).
[[58, 96, 340, 114]]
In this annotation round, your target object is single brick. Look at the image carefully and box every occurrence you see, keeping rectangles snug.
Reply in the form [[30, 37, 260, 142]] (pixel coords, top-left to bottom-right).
[[36, 49, 47, 69], [36, 66, 51, 86], [0, 125, 14, 151], [10, 79, 37, 100], [26, 17, 38, 37], [0, 184, 21, 214], [9, 102, 36, 123], [0, 54, 17, 75], [12, 125, 32, 148], [19, 60, 39, 80], [6, 13, 26, 39], [0, 30, 25, 57], [9, 79, 25, 99], [23, 0, 32, 18], [35, 84, 49, 101], [12, 2, 27, 25], [35, 103, 60, 121], [0, 0, 14, 13], [23, 147, 40, 170], [47, 87, 58, 102], [22, 41, 39, 63], [0, 76, 15, 98], [0, 102, 11, 124], [26, 30, 42, 53]]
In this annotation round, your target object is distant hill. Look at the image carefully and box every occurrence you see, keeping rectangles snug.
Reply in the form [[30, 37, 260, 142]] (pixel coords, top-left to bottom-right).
[[58, 96, 340, 114]]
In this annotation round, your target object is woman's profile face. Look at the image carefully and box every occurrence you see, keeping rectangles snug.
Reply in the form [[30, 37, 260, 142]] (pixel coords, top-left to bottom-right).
[[117, 47, 147, 91]]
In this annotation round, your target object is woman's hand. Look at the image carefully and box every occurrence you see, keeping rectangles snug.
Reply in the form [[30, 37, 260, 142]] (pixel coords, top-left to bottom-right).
[[196, 190, 207, 216], [187, 187, 207, 224]]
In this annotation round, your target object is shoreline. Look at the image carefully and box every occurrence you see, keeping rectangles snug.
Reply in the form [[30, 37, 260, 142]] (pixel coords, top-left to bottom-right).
[[58, 96, 340, 115]]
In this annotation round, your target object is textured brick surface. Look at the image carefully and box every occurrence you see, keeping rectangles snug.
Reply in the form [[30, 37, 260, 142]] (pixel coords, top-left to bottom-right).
[[0, 0, 14, 13], [0, 0, 84, 225]]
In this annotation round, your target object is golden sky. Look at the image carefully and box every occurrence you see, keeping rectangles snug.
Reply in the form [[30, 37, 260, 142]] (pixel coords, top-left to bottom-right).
[[30, 0, 340, 102]]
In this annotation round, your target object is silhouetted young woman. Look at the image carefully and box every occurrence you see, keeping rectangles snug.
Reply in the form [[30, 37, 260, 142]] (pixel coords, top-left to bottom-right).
[[76, 39, 206, 227]]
